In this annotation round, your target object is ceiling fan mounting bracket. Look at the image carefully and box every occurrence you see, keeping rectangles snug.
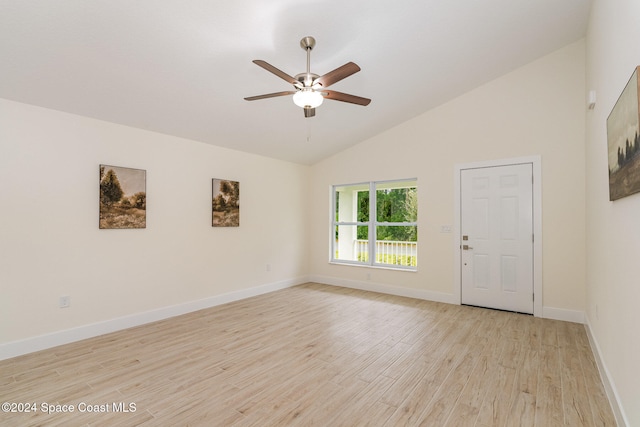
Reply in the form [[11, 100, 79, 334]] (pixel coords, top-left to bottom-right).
[[300, 36, 316, 51]]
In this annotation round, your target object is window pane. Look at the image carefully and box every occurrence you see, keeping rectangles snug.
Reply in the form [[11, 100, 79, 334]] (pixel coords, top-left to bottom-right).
[[334, 225, 368, 263], [376, 184, 417, 222], [335, 184, 369, 222], [332, 179, 417, 270], [374, 226, 417, 267]]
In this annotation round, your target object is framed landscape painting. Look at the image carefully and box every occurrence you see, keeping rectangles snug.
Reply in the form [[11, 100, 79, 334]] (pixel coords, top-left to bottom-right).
[[99, 165, 146, 229], [212, 179, 239, 227], [607, 66, 640, 201]]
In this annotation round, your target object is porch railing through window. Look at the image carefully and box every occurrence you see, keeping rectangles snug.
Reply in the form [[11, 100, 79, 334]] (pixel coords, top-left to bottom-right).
[[354, 239, 417, 267]]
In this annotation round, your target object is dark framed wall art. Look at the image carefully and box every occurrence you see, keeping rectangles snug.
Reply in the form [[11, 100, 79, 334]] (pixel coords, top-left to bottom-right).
[[99, 165, 147, 229], [607, 66, 640, 201]]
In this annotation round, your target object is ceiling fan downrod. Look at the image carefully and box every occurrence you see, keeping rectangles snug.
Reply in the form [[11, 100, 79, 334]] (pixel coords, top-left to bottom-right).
[[300, 36, 315, 87]]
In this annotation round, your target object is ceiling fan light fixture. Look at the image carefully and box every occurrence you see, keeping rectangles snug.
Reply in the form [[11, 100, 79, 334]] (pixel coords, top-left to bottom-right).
[[293, 89, 323, 109]]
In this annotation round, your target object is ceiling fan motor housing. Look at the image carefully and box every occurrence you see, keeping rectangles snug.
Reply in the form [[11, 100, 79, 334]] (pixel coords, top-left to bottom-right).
[[294, 73, 319, 87]]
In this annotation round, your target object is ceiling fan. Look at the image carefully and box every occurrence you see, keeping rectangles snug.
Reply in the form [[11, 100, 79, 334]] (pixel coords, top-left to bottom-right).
[[244, 36, 371, 118]]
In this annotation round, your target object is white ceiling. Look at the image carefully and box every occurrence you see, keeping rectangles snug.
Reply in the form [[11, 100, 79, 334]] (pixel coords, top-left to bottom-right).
[[0, 0, 592, 165]]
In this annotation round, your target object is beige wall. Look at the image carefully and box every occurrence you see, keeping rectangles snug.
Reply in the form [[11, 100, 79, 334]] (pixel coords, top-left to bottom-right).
[[2, 18, 635, 421], [310, 40, 587, 316], [0, 38, 594, 373], [0, 99, 310, 347], [585, 0, 640, 424]]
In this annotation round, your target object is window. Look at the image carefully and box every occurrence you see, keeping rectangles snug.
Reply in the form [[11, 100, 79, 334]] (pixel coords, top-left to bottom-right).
[[332, 179, 417, 269]]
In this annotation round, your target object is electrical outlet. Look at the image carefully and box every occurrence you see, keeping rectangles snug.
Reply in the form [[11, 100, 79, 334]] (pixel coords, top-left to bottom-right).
[[59, 296, 71, 308]]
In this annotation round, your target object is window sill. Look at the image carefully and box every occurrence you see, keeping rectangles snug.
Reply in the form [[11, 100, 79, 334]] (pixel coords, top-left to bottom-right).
[[329, 261, 417, 273]]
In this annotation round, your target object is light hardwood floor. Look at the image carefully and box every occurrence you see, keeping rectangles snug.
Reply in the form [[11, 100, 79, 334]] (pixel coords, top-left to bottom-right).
[[1, 283, 616, 426]]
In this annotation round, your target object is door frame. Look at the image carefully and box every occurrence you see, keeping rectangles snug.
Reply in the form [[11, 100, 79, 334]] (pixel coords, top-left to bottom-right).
[[453, 156, 542, 317]]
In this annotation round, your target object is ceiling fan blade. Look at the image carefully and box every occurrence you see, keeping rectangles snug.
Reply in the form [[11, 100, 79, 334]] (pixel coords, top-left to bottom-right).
[[304, 107, 316, 118], [252, 60, 299, 86], [244, 91, 296, 101], [322, 90, 371, 106], [314, 62, 361, 88]]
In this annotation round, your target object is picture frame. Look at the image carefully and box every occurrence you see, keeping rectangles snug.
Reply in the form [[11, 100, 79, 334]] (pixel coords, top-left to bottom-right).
[[212, 179, 240, 227], [99, 165, 146, 229], [607, 66, 640, 201]]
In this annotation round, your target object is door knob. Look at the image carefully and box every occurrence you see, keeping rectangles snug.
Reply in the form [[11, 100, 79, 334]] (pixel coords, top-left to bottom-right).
[[462, 245, 473, 250]]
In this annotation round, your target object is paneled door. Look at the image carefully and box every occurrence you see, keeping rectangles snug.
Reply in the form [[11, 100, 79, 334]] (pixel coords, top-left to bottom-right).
[[460, 163, 534, 313]]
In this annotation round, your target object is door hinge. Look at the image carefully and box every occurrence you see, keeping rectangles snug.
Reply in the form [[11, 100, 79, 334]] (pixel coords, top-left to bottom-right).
[[532, 234, 534, 243]]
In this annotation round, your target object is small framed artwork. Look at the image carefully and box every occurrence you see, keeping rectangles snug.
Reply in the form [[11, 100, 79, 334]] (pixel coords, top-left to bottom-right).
[[212, 179, 239, 227], [99, 165, 146, 229], [607, 66, 640, 201]]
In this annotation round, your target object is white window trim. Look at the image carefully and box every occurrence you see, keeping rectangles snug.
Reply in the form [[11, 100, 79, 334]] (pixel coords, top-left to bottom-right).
[[330, 179, 417, 271]]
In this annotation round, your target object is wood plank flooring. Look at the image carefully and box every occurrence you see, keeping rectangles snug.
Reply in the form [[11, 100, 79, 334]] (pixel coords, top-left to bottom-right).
[[0, 283, 616, 426]]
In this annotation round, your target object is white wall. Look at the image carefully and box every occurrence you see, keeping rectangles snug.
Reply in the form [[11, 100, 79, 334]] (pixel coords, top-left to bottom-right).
[[585, 0, 640, 425], [310, 41, 587, 318], [0, 98, 310, 354]]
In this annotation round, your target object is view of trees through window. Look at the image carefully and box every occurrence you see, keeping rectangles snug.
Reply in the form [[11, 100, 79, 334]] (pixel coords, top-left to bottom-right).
[[351, 187, 417, 241], [333, 180, 417, 268]]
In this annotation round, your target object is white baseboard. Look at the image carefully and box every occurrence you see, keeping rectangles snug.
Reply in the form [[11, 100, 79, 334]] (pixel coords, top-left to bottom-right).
[[542, 306, 585, 323], [0, 277, 307, 361], [309, 275, 458, 305], [310, 276, 590, 325], [584, 315, 629, 427]]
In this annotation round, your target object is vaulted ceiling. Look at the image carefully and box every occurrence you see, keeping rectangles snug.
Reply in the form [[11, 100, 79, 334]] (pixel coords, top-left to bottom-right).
[[0, 0, 592, 164]]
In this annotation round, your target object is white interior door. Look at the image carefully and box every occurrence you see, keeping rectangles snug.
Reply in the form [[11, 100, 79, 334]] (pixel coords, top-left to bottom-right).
[[460, 163, 533, 313]]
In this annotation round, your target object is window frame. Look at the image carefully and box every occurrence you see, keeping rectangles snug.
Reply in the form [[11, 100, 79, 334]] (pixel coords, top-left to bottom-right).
[[331, 178, 418, 271]]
